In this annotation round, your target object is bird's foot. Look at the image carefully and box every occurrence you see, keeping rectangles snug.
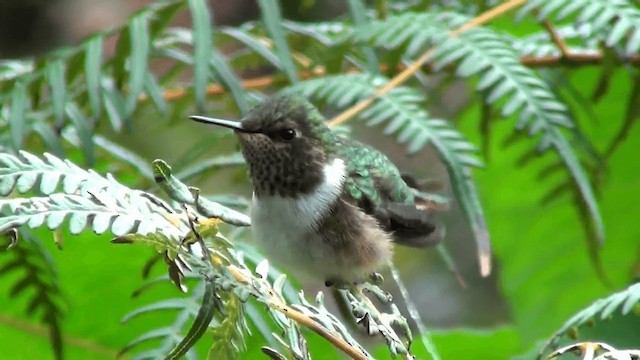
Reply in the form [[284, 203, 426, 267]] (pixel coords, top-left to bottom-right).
[[324, 272, 385, 288], [324, 278, 351, 289], [369, 272, 384, 285]]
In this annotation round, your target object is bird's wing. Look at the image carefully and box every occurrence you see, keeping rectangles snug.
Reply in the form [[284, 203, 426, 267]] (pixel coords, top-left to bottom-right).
[[338, 138, 439, 247]]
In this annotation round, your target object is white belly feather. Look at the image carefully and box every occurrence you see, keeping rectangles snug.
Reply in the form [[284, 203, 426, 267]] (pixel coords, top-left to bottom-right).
[[250, 158, 348, 278]]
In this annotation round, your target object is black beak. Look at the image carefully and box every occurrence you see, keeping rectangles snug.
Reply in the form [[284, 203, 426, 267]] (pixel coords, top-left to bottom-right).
[[189, 115, 255, 133]]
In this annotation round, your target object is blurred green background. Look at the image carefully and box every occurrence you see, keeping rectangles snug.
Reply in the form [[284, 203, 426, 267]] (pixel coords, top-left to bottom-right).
[[1, 0, 639, 359]]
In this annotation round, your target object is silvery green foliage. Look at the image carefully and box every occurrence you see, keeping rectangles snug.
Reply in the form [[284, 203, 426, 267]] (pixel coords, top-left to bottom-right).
[[0, 151, 187, 239], [151, 159, 250, 227], [512, 25, 601, 57], [0, 150, 416, 359], [539, 282, 640, 358], [549, 342, 640, 360], [518, 0, 640, 56]]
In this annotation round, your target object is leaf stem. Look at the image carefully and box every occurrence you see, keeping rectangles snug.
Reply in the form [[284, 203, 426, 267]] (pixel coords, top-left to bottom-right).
[[140, 54, 640, 105], [542, 20, 571, 57], [224, 264, 369, 360]]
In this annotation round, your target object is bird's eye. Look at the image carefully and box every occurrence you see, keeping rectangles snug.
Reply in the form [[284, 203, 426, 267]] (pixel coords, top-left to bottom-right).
[[278, 128, 296, 141]]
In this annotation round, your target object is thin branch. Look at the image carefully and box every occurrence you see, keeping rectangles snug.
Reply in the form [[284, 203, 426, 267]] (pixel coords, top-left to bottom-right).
[[542, 20, 571, 57], [522, 53, 640, 67], [141, 53, 640, 104], [222, 263, 369, 360]]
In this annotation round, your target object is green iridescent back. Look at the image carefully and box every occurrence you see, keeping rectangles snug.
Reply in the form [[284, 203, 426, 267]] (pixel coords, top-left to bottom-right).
[[277, 96, 415, 208], [335, 136, 415, 207]]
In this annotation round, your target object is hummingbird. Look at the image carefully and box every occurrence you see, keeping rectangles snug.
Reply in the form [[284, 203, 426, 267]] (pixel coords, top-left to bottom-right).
[[190, 95, 441, 285]]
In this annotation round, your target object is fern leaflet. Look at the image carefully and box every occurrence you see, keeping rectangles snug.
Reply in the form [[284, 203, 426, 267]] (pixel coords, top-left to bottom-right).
[[520, 0, 640, 56], [1, 230, 66, 359], [539, 282, 640, 357]]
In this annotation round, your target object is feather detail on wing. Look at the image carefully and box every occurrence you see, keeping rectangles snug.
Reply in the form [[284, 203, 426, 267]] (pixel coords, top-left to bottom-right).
[[338, 138, 443, 248]]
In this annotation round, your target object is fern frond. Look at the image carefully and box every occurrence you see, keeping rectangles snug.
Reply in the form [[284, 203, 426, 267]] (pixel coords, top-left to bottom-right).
[[0, 151, 187, 239], [520, 0, 640, 56], [174, 152, 245, 182], [539, 282, 640, 358], [0, 0, 254, 160], [283, 21, 352, 46], [437, 26, 605, 245], [188, 0, 213, 110], [120, 276, 206, 360], [163, 27, 250, 114], [63, 130, 155, 181], [220, 24, 284, 71], [257, 0, 299, 83], [207, 291, 249, 360], [513, 25, 601, 57], [285, 73, 490, 275], [1, 230, 65, 359], [352, 12, 464, 57]]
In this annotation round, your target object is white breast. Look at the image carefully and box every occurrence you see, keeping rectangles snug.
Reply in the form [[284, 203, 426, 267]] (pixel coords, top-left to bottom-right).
[[249, 158, 347, 276]]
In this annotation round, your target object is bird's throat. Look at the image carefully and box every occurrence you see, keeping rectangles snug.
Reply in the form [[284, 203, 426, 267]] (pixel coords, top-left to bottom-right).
[[251, 158, 347, 229]]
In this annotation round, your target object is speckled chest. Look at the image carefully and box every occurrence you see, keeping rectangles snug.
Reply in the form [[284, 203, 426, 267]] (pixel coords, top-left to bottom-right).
[[248, 158, 347, 275]]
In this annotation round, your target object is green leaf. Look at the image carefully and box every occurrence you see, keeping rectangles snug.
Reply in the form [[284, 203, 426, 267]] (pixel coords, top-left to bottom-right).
[[221, 27, 283, 70], [95, 135, 154, 181], [209, 49, 249, 114], [31, 123, 64, 158], [188, 0, 213, 110], [257, 0, 298, 83], [9, 80, 28, 151], [84, 36, 103, 117], [102, 84, 127, 131], [174, 152, 245, 181], [126, 12, 150, 117], [399, 328, 521, 360], [347, 0, 379, 73], [167, 280, 216, 359], [60, 129, 154, 181], [122, 298, 195, 322], [119, 328, 174, 355], [64, 103, 94, 166], [149, 0, 186, 38], [143, 70, 167, 114], [46, 60, 66, 125], [432, 23, 604, 247]]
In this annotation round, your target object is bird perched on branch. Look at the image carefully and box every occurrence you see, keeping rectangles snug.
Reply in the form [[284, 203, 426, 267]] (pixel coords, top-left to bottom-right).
[[191, 95, 442, 285]]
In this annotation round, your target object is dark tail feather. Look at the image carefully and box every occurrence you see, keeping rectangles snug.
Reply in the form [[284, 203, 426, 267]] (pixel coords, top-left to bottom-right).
[[392, 225, 444, 248], [401, 173, 445, 192], [386, 202, 444, 248]]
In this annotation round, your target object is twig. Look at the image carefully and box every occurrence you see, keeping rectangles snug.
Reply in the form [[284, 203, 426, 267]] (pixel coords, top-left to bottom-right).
[[542, 20, 570, 57], [223, 263, 368, 360], [523, 53, 640, 67], [141, 53, 640, 104]]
